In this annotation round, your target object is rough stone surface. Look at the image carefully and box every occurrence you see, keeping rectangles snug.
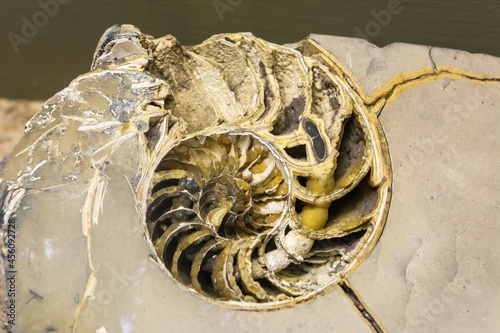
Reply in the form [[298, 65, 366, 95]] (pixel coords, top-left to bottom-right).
[[1, 29, 499, 333]]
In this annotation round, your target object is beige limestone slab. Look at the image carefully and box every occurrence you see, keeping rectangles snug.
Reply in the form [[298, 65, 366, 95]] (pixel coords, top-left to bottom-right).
[[349, 79, 500, 332], [309, 34, 434, 97], [310, 34, 500, 98], [311, 33, 500, 332], [430, 46, 500, 76]]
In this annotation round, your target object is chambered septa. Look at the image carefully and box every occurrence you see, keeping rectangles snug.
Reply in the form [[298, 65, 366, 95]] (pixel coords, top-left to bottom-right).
[[142, 32, 392, 310]]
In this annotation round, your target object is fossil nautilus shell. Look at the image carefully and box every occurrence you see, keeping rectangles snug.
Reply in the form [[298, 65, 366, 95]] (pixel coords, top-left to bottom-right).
[[139, 26, 392, 309], [0, 24, 391, 320]]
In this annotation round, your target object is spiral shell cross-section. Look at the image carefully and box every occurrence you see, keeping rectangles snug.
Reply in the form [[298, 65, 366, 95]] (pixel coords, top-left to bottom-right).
[[144, 32, 392, 310], [146, 132, 292, 305]]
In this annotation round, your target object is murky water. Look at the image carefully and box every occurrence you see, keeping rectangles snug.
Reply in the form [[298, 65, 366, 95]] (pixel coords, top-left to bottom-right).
[[0, 0, 499, 100]]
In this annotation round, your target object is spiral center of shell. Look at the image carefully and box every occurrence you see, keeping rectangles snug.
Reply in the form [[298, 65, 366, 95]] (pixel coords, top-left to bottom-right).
[[146, 132, 291, 297]]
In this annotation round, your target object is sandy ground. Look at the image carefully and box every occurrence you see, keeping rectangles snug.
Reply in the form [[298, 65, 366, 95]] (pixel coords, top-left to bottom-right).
[[0, 98, 44, 328]]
